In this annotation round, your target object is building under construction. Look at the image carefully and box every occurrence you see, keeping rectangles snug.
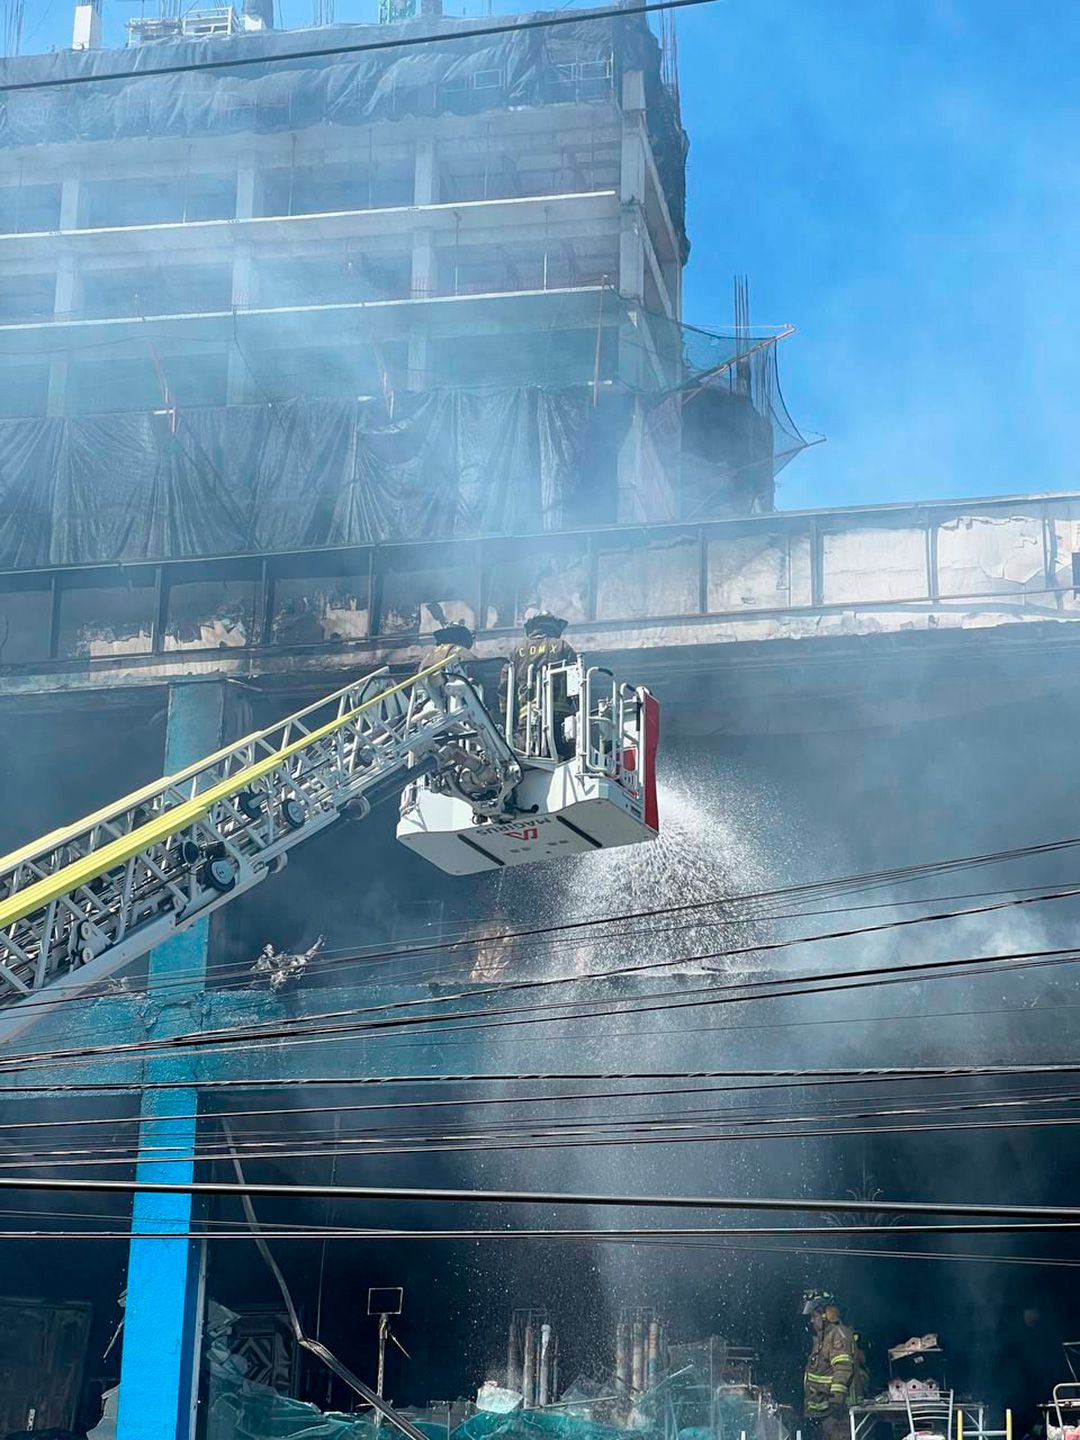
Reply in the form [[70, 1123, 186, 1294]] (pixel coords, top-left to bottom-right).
[[2, 7, 1080, 1440]]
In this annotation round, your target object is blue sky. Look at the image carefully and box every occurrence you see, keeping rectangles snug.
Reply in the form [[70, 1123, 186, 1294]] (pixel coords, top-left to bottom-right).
[[22, 0, 1080, 509]]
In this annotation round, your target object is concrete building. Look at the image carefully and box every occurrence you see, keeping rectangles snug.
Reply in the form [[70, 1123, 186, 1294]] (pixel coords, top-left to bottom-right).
[[0, 1, 800, 553], [9, 10, 1080, 1440]]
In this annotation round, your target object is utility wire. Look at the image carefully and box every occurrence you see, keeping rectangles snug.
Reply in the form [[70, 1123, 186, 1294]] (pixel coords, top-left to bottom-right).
[[0, 0, 722, 94], [8, 1221, 1080, 1239], [0, 1172, 1078, 1224], [7, 930, 1080, 1078], [5, 836, 1077, 1020]]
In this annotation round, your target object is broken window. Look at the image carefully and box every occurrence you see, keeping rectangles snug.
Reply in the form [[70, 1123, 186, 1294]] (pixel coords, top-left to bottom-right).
[[271, 553, 372, 646], [163, 563, 257, 651], [484, 537, 590, 631], [821, 523, 927, 605], [596, 531, 699, 620], [378, 547, 479, 637], [56, 567, 157, 659], [706, 530, 811, 611], [0, 575, 53, 663]]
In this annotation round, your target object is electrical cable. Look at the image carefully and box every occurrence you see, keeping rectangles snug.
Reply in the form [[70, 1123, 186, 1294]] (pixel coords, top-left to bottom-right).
[[6, 948, 1080, 1080], [15, 1101, 1080, 1170], [7, 1221, 1080, 1240], [4, 830, 1079, 1018], [7, 897, 1080, 1076], [0, 0, 723, 95], [6, 1205, 1080, 1269], [0, 1172, 1078, 1224], [7, 1064, 1080, 1143], [5, 836, 1078, 1022]]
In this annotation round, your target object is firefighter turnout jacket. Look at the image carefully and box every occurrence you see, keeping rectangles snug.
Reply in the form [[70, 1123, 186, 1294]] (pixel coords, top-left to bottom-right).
[[511, 635, 577, 752], [512, 636, 577, 698], [804, 1320, 856, 1418]]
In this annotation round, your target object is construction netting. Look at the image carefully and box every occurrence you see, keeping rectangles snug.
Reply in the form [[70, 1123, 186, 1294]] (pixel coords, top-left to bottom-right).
[[0, 311, 807, 569], [0, 13, 687, 259]]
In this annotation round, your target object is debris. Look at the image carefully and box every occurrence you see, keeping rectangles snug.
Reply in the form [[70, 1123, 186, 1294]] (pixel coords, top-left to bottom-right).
[[477, 1384, 524, 1414], [888, 1336, 939, 1361], [250, 937, 323, 992]]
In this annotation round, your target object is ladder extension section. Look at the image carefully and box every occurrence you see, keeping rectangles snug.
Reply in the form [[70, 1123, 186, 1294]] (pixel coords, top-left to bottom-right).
[[0, 659, 516, 1008]]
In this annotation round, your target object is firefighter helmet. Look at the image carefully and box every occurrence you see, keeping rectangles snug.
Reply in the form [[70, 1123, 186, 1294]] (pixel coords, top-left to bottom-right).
[[802, 1289, 841, 1318], [523, 612, 568, 638], [432, 623, 474, 648]]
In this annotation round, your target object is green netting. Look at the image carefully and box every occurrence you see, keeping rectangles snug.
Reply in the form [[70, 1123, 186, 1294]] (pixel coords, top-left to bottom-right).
[[451, 1409, 628, 1440], [208, 1368, 377, 1440], [206, 1366, 773, 1440]]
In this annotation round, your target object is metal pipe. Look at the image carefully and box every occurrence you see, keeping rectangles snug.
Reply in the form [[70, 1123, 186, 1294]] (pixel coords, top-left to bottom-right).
[[631, 1318, 645, 1393], [616, 1322, 630, 1394], [522, 1320, 536, 1408], [539, 1323, 553, 1407], [507, 1317, 522, 1393], [1007, 1412, 1013, 1440], [647, 1319, 660, 1390]]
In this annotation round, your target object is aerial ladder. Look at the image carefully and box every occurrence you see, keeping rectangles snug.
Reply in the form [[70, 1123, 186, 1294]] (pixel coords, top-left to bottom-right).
[[0, 649, 659, 1012]]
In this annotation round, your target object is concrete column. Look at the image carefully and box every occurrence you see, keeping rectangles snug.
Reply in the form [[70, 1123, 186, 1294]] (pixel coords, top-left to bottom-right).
[[411, 227, 436, 299], [46, 359, 70, 416], [227, 244, 255, 403], [617, 398, 647, 523], [54, 253, 77, 317], [47, 254, 79, 415], [414, 135, 437, 207], [407, 325, 431, 389], [59, 171, 83, 231], [235, 156, 257, 220], [115, 681, 227, 1440], [619, 71, 648, 309], [618, 208, 646, 304]]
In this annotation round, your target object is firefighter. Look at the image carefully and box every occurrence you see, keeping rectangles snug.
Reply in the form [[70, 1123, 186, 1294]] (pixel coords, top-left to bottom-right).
[[430, 622, 474, 670], [427, 623, 474, 703], [802, 1289, 856, 1440], [511, 613, 577, 758], [851, 1332, 870, 1404]]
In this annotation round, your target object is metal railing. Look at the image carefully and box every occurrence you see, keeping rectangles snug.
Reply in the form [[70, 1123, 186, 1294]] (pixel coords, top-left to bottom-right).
[[1, 493, 1079, 679]]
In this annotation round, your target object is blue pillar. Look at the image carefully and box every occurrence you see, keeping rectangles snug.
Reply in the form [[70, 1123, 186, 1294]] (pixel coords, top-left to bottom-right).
[[116, 681, 227, 1440]]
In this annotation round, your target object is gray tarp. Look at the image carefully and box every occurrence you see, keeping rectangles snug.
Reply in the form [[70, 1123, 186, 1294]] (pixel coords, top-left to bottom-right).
[[0, 389, 633, 568]]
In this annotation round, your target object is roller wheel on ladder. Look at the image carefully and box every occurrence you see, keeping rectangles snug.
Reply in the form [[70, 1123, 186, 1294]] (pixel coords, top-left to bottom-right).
[[201, 857, 238, 893]]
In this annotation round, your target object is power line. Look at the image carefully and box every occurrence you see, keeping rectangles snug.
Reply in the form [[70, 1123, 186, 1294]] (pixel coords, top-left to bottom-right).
[[7, 930, 1080, 1077], [4, 836, 1076, 1022], [0, 1172, 1078, 1223], [7, 1220, 1080, 1239], [0, 0, 721, 95]]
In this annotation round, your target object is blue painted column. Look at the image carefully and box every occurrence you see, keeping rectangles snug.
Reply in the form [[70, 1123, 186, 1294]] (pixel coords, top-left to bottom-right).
[[116, 681, 227, 1440]]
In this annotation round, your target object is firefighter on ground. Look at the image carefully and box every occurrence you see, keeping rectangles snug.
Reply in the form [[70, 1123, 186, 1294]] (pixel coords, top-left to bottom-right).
[[851, 1331, 870, 1404], [802, 1289, 857, 1440], [511, 613, 577, 758]]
